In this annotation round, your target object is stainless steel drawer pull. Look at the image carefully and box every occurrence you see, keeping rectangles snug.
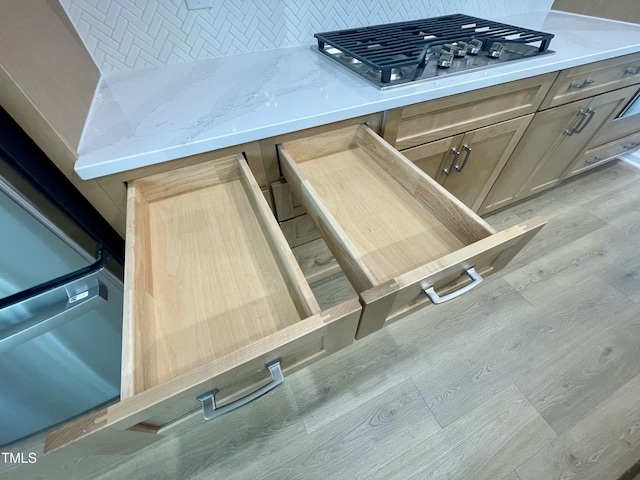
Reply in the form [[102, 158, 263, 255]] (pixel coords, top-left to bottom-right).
[[569, 77, 596, 89], [422, 266, 483, 304], [443, 147, 460, 175], [565, 109, 588, 136], [573, 107, 595, 134], [625, 66, 639, 75], [314, 256, 337, 267], [197, 360, 284, 421], [454, 144, 472, 172], [565, 107, 595, 136]]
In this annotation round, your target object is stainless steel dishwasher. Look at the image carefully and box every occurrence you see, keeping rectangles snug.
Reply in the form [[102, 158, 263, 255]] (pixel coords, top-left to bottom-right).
[[0, 108, 124, 447]]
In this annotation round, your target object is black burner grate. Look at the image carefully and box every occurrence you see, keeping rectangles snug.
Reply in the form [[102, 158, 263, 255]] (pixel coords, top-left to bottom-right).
[[315, 14, 554, 83]]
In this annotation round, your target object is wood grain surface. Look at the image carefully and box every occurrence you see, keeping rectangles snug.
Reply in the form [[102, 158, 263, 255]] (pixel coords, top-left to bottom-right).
[[4, 160, 640, 480], [298, 148, 465, 281], [279, 124, 544, 338], [133, 159, 307, 391]]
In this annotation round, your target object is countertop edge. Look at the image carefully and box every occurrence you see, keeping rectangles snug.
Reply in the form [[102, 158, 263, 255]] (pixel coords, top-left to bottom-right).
[[75, 12, 640, 180]]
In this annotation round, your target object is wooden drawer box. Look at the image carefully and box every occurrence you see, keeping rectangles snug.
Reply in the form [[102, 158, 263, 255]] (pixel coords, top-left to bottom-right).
[[45, 155, 361, 454], [387, 73, 556, 150], [278, 124, 545, 339], [567, 131, 640, 178], [540, 52, 640, 109]]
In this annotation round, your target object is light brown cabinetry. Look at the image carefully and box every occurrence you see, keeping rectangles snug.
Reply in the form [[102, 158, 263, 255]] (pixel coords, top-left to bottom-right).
[[46, 124, 544, 455], [479, 84, 640, 215], [292, 238, 341, 283], [404, 116, 532, 211], [45, 155, 362, 455], [383, 73, 557, 149], [572, 84, 640, 177], [41, 51, 640, 455], [539, 52, 640, 109], [271, 179, 306, 221], [278, 124, 545, 339], [280, 213, 321, 247], [591, 86, 640, 146], [381, 74, 555, 214], [567, 130, 640, 177], [0, 0, 128, 236], [401, 135, 463, 180]]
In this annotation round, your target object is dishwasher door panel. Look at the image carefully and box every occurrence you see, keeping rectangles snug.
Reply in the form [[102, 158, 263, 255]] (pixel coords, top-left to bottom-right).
[[0, 180, 122, 447]]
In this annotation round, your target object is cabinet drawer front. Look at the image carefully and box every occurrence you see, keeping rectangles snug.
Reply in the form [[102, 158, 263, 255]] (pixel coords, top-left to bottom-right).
[[541, 52, 640, 109], [272, 179, 306, 221], [393, 73, 556, 149], [568, 131, 640, 178], [45, 156, 361, 455], [280, 213, 321, 247], [45, 300, 360, 454], [359, 217, 544, 336], [278, 124, 545, 339]]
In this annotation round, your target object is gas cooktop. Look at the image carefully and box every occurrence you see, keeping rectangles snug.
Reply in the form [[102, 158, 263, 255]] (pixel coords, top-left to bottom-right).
[[314, 14, 555, 89]]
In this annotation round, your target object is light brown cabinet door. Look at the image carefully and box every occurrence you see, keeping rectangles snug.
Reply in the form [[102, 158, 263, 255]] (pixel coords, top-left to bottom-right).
[[478, 98, 590, 214], [441, 115, 533, 212], [522, 85, 639, 197], [401, 134, 464, 181], [479, 85, 639, 215]]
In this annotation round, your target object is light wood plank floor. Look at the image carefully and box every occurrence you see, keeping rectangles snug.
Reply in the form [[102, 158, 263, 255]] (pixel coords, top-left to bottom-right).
[[3, 160, 640, 480]]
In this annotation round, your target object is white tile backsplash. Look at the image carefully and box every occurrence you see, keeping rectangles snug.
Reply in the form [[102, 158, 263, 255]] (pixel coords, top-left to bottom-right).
[[59, 0, 555, 74]]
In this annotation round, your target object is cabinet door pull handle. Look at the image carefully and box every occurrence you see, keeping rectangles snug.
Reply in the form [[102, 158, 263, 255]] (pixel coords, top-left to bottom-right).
[[443, 147, 460, 176], [422, 266, 483, 304], [454, 144, 472, 172], [565, 109, 588, 136], [197, 360, 284, 421], [573, 107, 595, 134], [569, 77, 596, 89], [625, 66, 639, 75], [314, 256, 337, 267]]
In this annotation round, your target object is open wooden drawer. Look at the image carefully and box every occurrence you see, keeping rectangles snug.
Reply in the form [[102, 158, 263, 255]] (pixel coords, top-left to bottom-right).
[[278, 125, 545, 339], [44, 155, 361, 455]]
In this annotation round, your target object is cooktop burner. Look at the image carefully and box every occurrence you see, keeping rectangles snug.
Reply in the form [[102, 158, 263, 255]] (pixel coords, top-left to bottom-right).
[[315, 14, 555, 89]]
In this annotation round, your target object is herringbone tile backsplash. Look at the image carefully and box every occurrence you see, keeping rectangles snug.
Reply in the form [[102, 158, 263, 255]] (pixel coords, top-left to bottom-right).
[[59, 0, 554, 73]]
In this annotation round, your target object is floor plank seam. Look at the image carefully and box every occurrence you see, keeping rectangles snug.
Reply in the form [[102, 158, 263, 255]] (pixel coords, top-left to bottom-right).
[[7, 161, 640, 479], [512, 381, 559, 438], [409, 376, 444, 430]]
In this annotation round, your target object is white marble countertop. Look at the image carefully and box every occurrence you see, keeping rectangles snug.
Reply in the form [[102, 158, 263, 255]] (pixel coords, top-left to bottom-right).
[[76, 10, 640, 179]]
